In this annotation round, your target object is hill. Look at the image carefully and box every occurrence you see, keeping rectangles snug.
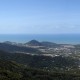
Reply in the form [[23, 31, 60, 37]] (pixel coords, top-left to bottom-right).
[[26, 40, 60, 48], [0, 59, 80, 80], [26, 40, 42, 46], [0, 43, 42, 54], [0, 50, 79, 71], [41, 41, 60, 47]]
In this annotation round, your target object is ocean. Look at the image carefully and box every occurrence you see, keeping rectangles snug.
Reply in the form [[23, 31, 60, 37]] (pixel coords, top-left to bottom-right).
[[0, 34, 80, 44]]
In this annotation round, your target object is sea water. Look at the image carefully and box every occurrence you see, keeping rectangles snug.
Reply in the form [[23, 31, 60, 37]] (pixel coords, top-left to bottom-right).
[[0, 34, 80, 44]]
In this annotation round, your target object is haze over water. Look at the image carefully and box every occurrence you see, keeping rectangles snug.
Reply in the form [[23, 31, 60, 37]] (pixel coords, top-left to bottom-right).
[[0, 34, 80, 44]]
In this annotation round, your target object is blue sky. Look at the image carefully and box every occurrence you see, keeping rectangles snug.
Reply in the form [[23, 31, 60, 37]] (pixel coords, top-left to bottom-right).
[[0, 0, 80, 34]]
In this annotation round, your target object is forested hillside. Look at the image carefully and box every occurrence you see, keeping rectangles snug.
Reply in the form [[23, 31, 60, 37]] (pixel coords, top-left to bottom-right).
[[0, 59, 80, 80]]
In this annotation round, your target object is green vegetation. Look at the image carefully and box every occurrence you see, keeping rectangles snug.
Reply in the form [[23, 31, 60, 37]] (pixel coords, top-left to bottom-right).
[[0, 59, 80, 80], [26, 40, 60, 47], [0, 43, 42, 54], [26, 40, 42, 46], [0, 50, 79, 79], [0, 50, 78, 71], [0, 44, 79, 80]]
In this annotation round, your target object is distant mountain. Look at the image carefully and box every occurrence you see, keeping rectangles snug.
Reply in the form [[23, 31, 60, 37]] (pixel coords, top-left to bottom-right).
[[3, 41, 17, 45], [3, 41, 13, 44], [0, 40, 61, 55], [26, 40, 59, 48], [41, 41, 60, 47], [26, 40, 42, 46]]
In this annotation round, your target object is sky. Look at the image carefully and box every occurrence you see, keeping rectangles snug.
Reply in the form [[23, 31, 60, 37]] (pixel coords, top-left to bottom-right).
[[0, 0, 80, 34]]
